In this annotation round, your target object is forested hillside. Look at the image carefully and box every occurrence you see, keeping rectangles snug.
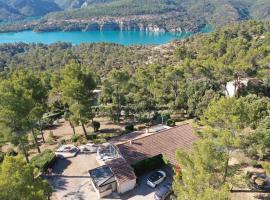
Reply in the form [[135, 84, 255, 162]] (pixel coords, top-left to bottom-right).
[[1, 20, 270, 117], [1, 0, 270, 32], [45, 0, 270, 29], [0, 0, 60, 21]]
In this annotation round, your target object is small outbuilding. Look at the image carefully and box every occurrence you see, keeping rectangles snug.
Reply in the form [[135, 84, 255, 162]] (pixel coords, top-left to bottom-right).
[[89, 165, 117, 198], [106, 158, 137, 194]]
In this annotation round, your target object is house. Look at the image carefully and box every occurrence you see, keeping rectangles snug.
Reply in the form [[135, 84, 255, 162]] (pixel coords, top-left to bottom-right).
[[89, 123, 198, 198], [225, 78, 249, 97], [225, 78, 260, 97], [106, 158, 137, 194], [117, 123, 197, 166]]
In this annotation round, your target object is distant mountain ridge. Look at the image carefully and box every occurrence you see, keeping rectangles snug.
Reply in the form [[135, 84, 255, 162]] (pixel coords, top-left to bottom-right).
[[0, 0, 270, 32], [0, 0, 113, 21], [0, 0, 61, 21], [53, 0, 112, 9]]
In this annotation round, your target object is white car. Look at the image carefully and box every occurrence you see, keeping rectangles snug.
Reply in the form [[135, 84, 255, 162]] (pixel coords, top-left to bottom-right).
[[147, 170, 167, 188]]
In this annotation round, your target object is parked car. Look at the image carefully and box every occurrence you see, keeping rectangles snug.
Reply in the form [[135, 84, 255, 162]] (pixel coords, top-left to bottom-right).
[[147, 170, 166, 188], [154, 183, 172, 200]]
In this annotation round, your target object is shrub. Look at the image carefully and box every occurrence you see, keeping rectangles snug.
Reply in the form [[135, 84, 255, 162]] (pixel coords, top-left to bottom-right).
[[92, 121, 101, 132], [167, 119, 176, 126], [30, 149, 56, 172], [60, 139, 66, 145], [71, 134, 87, 145], [125, 124, 134, 132], [71, 135, 81, 143], [6, 148, 18, 157], [262, 162, 270, 176], [87, 134, 98, 140], [252, 160, 262, 168], [92, 138, 106, 144], [0, 151, 4, 162]]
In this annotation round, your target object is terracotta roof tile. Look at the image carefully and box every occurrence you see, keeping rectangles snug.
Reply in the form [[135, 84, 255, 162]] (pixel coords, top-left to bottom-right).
[[117, 123, 198, 166], [106, 158, 136, 184]]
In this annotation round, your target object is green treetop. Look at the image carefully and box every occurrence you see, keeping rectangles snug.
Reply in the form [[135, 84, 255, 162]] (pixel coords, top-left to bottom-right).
[[60, 62, 96, 138], [174, 139, 231, 200], [0, 77, 35, 162], [0, 155, 52, 200]]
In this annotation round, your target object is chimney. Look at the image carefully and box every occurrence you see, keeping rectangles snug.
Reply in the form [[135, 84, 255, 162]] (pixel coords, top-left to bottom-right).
[[145, 128, 149, 134], [129, 140, 133, 145]]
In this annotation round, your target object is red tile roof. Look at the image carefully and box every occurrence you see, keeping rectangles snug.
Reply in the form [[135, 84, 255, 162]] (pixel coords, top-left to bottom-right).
[[117, 123, 198, 166], [106, 158, 136, 184]]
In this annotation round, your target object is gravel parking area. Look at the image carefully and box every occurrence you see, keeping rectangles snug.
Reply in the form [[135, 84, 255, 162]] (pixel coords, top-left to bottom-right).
[[48, 153, 99, 200], [48, 151, 174, 200]]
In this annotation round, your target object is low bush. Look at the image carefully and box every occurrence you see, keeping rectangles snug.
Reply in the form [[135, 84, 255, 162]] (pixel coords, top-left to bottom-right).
[[125, 124, 134, 132], [262, 162, 270, 176], [71, 134, 81, 143], [31, 149, 56, 172], [167, 119, 176, 126], [91, 121, 101, 132], [249, 160, 262, 168], [60, 139, 66, 145], [93, 138, 106, 144], [87, 134, 98, 140], [6, 148, 18, 157]]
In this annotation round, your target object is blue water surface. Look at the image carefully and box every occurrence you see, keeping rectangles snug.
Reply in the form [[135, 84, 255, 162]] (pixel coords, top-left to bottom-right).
[[0, 26, 212, 45]]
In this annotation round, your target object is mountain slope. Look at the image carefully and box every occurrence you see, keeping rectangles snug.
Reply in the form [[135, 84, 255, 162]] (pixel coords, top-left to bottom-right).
[[0, 1, 22, 21], [0, 0, 61, 21], [1, 0, 270, 32], [53, 0, 112, 9], [46, 0, 270, 26]]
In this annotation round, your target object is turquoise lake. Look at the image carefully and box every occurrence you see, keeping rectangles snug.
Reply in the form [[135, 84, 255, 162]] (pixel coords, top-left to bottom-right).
[[0, 27, 212, 45]]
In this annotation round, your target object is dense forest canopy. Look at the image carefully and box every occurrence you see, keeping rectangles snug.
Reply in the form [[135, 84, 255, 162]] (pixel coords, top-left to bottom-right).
[[0, 20, 270, 117]]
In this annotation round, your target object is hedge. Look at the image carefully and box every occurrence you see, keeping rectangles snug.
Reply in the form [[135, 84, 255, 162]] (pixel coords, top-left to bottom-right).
[[30, 149, 56, 172], [131, 154, 165, 175]]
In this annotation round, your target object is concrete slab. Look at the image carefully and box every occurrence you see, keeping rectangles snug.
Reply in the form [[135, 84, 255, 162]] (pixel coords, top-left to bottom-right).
[[48, 153, 99, 200]]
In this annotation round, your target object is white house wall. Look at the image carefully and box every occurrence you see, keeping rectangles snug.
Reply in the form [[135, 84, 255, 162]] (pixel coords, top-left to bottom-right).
[[117, 179, 136, 194]]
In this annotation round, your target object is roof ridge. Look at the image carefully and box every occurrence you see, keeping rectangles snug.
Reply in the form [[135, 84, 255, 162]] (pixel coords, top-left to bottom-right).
[[119, 123, 192, 145]]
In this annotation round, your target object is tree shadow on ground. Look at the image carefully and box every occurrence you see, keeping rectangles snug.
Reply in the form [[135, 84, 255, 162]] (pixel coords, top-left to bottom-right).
[[99, 128, 120, 134], [52, 158, 72, 174]]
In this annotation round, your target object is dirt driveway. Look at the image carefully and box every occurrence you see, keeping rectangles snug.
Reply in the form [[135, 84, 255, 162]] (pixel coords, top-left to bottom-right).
[[48, 153, 99, 200]]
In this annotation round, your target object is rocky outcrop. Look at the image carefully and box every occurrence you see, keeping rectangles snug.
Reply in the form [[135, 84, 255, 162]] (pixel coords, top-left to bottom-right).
[[38, 20, 186, 33], [0, 17, 204, 34]]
